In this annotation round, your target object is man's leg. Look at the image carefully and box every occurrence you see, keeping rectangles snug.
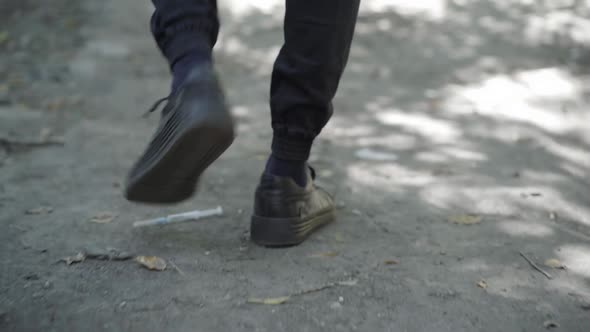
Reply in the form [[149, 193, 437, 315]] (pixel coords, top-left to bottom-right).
[[251, 0, 360, 246], [125, 0, 234, 203], [150, 0, 218, 91]]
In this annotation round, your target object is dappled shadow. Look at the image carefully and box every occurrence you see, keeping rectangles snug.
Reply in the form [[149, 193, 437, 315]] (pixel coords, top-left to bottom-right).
[[213, 0, 590, 316]]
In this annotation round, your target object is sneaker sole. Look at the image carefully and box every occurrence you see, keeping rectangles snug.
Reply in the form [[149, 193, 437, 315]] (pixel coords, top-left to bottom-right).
[[250, 208, 335, 247], [125, 114, 234, 204]]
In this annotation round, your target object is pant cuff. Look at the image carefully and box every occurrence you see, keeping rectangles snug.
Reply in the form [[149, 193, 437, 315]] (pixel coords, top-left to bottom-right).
[[271, 134, 314, 161]]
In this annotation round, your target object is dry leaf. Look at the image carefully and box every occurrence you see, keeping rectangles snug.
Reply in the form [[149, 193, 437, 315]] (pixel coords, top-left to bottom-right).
[[309, 251, 338, 258], [90, 213, 116, 224], [247, 296, 290, 305], [477, 280, 488, 289], [0, 31, 8, 45], [25, 206, 54, 215], [135, 256, 167, 271], [62, 252, 86, 265], [543, 320, 559, 329], [544, 259, 566, 270], [384, 259, 400, 265], [449, 214, 482, 225]]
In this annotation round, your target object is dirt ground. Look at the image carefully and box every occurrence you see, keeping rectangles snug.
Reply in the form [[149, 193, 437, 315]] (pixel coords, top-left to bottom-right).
[[1, 0, 590, 331]]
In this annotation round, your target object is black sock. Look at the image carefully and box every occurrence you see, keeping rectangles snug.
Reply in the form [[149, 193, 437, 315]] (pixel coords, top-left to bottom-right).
[[265, 154, 308, 187], [171, 44, 212, 93]]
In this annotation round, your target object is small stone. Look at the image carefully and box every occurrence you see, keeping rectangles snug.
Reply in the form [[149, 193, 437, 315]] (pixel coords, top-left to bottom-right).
[[43, 281, 52, 289], [330, 302, 343, 310], [338, 296, 344, 303], [32, 292, 43, 299], [119, 301, 127, 309]]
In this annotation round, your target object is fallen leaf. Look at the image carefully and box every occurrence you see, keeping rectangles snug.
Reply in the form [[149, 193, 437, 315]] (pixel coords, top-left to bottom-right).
[[334, 233, 345, 243], [544, 259, 566, 270], [0, 31, 8, 45], [25, 206, 54, 215], [477, 280, 488, 289], [62, 252, 86, 265], [384, 259, 400, 265], [135, 256, 167, 271], [449, 214, 481, 225], [247, 296, 290, 305], [549, 212, 557, 221], [90, 213, 116, 224], [309, 251, 338, 258], [543, 320, 559, 329]]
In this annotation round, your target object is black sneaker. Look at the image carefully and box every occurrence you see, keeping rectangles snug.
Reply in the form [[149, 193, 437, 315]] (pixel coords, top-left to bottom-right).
[[125, 65, 234, 203], [251, 167, 335, 247]]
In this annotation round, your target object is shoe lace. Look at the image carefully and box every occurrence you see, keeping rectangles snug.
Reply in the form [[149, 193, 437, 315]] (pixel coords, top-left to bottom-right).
[[142, 96, 170, 118]]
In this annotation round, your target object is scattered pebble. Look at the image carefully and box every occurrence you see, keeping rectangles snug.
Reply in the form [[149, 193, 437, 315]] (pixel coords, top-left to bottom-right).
[[477, 280, 488, 289], [135, 256, 167, 271], [330, 301, 343, 310]]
